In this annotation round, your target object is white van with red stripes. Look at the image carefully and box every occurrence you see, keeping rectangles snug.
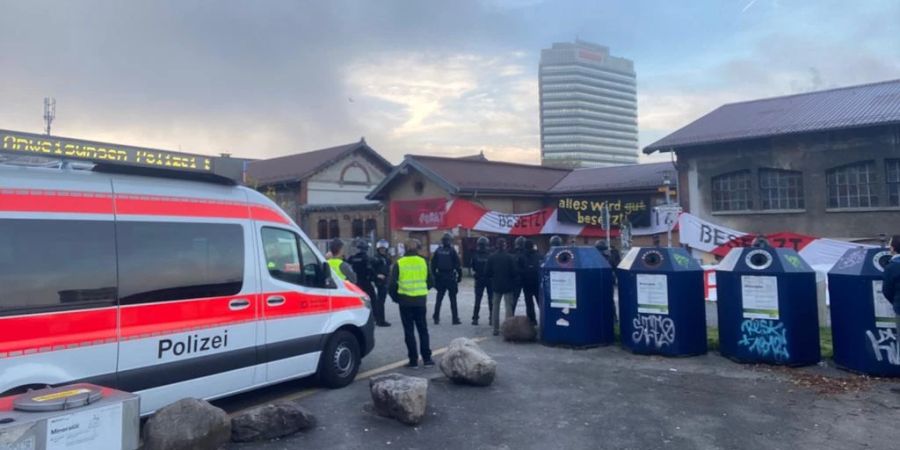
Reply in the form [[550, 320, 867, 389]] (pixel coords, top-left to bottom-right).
[[0, 162, 374, 414]]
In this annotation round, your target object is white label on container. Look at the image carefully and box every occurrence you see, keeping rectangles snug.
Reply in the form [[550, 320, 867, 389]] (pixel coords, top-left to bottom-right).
[[549, 271, 577, 309], [46, 403, 122, 450], [873, 280, 897, 328], [637, 274, 669, 314], [741, 275, 779, 319]]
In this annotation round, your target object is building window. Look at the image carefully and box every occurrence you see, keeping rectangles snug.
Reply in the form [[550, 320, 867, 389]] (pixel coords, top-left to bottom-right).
[[352, 219, 364, 238], [887, 159, 900, 206], [317, 219, 328, 239], [711, 171, 752, 211], [365, 218, 377, 237], [826, 161, 877, 208], [329, 219, 340, 239], [759, 169, 804, 210]]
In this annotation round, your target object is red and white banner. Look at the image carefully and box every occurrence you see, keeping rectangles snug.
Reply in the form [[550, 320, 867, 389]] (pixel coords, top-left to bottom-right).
[[678, 213, 871, 266], [390, 198, 446, 230]]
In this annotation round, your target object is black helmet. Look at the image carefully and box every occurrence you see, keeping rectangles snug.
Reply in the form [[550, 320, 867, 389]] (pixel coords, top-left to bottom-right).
[[524, 239, 535, 251], [476, 236, 489, 250], [441, 232, 453, 247], [549, 235, 563, 247], [329, 238, 344, 255], [355, 239, 369, 251], [514, 236, 526, 250], [594, 239, 608, 251]]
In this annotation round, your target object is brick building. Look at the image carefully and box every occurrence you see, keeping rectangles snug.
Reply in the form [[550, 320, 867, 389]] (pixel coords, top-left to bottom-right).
[[245, 139, 393, 242], [644, 79, 900, 243]]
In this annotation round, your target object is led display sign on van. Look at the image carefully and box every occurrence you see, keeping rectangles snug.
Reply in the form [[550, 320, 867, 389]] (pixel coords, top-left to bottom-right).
[[0, 129, 214, 173]]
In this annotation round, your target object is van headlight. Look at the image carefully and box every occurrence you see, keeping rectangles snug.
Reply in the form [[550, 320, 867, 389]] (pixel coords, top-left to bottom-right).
[[362, 294, 372, 310]]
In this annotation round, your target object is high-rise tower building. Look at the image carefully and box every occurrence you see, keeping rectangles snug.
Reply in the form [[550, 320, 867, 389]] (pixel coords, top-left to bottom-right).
[[539, 40, 638, 168]]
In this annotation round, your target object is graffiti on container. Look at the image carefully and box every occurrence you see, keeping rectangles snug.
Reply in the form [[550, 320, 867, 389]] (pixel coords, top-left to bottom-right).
[[672, 253, 691, 268], [738, 319, 790, 361], [632, 314, 675, 349], [783, 254, 803, 269], [865, 328, 900, 366], [834, 248, 866, 270]]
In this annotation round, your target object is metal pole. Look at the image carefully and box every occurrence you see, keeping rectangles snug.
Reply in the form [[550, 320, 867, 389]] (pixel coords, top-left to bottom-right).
[[604, 203, 610, 246], [664, 178, 673, 248]]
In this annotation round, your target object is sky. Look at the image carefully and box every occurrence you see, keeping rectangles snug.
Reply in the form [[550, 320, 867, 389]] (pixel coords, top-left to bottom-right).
[[0, 0, 898, 165]]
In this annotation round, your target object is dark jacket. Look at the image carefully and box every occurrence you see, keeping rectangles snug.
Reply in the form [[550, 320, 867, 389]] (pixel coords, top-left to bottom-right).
[[486, 249, 518, 294], [372, 251, 392, 286], [517, 248, 542, 289], [347, 251, 375, 285], [882, 255, 900, 314], [388, 253, 434, 308], [431, 245, 462, 281], [470, 249, 491, 281]]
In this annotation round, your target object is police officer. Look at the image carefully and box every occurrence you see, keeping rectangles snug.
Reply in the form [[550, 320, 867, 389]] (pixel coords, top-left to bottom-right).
[[389, 238, 434, 368], [327, 238, 357, 284], [518, 239, 541, 325], [431, 232, 462, 325], [470, 236, 493, 325], [549, 235, 563, 247], [372, 239, 393, 327], [511, 236, 526, 313], [348, 239, 380, 325]]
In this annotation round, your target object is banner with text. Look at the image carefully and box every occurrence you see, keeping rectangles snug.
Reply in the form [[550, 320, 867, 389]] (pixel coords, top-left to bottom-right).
[[390, 197, 447, 230], [556, 196, 651, 228]]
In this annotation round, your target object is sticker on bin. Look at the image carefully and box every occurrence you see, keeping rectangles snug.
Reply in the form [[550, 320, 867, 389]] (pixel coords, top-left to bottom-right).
[[46, 403, 123, 450], [32, 388, 93, 402], [637, 274, 669, 314], [549, 271, 577, 309], [741, 275, 779, 319], [872, 280, 897, 328]]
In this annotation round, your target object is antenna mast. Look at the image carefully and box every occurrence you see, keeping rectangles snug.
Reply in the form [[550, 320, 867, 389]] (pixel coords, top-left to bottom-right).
[[43, 97, 56, 135]]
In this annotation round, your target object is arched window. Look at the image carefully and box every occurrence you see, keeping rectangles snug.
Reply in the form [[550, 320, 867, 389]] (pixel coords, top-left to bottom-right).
[[827, 161, 877, 208], [317, 219, 328, 239], [711, 170, 751, 211], [329, 219, 340, 239], [365, 218, 377, 237], [758, 169, 804, 210], [352, 219, 364, 238], [341, 162, 370, 185]]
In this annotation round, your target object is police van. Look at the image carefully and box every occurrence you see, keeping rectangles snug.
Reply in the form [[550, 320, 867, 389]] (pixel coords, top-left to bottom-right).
[[0, 132, 374, 414]]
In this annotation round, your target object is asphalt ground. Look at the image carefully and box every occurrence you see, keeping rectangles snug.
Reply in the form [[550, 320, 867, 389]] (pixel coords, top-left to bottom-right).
[[216, 278, 717, 413], [217, 278, 900, 449]]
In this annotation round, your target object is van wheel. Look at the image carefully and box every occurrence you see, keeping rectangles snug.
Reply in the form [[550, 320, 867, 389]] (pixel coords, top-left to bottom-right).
[[318, 330, 360, 388]]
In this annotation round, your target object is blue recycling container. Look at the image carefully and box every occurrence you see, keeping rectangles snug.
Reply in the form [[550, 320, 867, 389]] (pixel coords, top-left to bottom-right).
[[716, 246, 820, 366], [617, 247, 707, 356], [828, 247, 900, 376], [540, 246, 614, 347]]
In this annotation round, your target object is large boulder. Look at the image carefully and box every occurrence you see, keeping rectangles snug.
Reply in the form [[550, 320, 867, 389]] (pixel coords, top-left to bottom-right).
[[439, 338, 497, 386], [230, 401, 317, 443], [501, 316, 537, 342], [369, 373, 428, 426], [142, 398, 230, 450]]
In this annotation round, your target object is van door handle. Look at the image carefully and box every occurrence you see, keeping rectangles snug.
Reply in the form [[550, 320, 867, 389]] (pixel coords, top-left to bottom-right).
[[266, 296, 286, 307], [229, 299, 251, 311]]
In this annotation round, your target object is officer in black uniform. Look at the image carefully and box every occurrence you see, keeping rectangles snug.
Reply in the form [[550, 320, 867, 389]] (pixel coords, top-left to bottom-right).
[[511, 236, 526, 313], [518, 239, 542, 325], [549, 235, 563, 247], [347, 239, 379, 324], [371, 239, 393, 327], [470, 236, 493, 325], [431, 232, 462, 325]]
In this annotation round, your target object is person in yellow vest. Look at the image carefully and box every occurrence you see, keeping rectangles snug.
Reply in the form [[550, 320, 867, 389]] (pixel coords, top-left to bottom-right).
[[389, 238, 434, 368], [327, 238, 357, 284]]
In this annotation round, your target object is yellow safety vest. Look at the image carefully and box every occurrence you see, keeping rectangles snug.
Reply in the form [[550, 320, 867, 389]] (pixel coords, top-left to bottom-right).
[[396, 256, 428, 297], [328, 258, 347, 280]]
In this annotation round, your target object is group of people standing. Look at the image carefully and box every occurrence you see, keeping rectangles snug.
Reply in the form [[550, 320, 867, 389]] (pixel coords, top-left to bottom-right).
[[470, 236, 543, 335]]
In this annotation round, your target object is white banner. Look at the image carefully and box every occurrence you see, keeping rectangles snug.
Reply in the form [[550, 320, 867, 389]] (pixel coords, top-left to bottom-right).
[[678, 213, 744, 252]]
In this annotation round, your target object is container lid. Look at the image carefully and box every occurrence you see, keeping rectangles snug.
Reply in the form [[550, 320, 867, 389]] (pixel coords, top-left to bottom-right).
[[13, 384, 102, 412], [618, 247, 702, 272]]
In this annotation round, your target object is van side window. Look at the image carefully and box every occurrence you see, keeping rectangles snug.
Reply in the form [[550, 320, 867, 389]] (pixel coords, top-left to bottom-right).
[[261, 227, 327, 288], [117, 222, 244, 304], [0, 219, 117, 316]]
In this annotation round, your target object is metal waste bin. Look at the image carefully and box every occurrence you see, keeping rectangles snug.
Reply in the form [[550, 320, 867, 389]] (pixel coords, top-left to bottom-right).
[[0, 383, 140, 450], [828, 247, 900, 376], [617, 247, 707, 356], [540, 246, 614, 347], [716, 247, 820, 366]]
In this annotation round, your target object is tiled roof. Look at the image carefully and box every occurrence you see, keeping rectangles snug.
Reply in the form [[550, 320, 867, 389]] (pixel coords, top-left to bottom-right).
[[245, 139, 392, 184], [550, 161, 675, 193], [409, 155, 570, 194], [644, 79, 900, 153]]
